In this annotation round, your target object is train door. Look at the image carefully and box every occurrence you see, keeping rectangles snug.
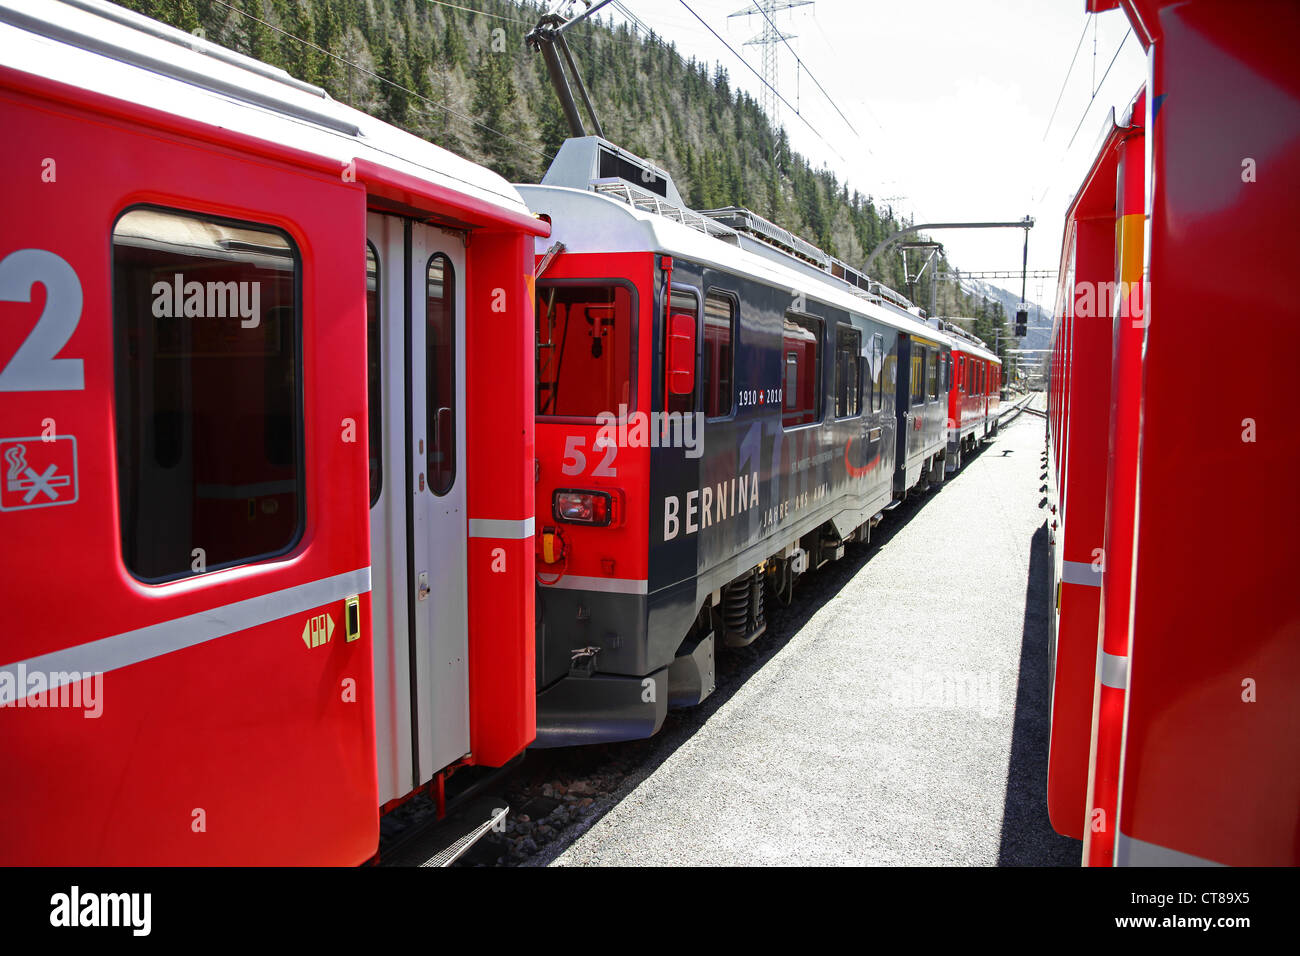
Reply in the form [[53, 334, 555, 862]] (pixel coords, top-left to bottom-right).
[[893, 334, 913, 495], [980, 361, 989, 431], [905, 340, 930, 470], [367, 213, 469, 806]]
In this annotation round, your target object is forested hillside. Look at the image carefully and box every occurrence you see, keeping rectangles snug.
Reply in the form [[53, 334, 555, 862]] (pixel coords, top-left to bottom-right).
[[114, 0, 1016, 370]]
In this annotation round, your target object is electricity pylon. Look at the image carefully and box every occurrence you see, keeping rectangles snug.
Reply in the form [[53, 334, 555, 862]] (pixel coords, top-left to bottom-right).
[[728, 1, 814, 123]]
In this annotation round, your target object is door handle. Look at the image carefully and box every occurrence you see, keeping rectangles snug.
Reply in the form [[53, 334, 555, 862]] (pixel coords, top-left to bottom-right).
[[430, 407, 452, 463]]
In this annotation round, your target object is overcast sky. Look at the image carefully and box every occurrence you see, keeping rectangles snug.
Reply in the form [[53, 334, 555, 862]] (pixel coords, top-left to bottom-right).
[[599, 0, 1146, 309]]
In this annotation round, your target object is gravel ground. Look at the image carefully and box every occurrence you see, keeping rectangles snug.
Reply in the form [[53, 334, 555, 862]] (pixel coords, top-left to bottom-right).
[[455, 394, 1078, 866]]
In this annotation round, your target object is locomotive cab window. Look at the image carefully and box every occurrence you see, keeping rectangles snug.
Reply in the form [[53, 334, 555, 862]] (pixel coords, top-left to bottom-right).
[[703, 290, 735, 418], [930, 350, 941, 401], [782, 312, 822, 428], [834, 324, 862, 418], [537, 283, 634, 419], [112, 206, 302, 582]]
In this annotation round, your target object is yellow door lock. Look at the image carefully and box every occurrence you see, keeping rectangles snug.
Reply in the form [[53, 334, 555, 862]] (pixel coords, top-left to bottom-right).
[[345, 595, 360, 642]]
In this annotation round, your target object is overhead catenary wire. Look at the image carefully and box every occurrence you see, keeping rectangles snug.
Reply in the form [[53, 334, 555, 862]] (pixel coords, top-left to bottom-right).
[[420, 0, 532, 24], [1041, 17, 1090, 142], [675, 0, 846, 164], [1066, 27, 1132, 149], [421, 0, 666, 44], [1030, 21, 1134, 211], [744, 0, 858, 136]]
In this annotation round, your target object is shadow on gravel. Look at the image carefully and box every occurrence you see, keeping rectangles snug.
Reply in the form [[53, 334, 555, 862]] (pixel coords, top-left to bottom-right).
[[459, 441, 1002, 866], [995, 521, 1083, 866]]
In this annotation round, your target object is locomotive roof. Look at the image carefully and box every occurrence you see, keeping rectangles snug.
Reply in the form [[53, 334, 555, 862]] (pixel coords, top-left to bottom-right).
[[949, 338, 1001, 364], [0, 0, 534, 224], [519, 183, 957, 348]]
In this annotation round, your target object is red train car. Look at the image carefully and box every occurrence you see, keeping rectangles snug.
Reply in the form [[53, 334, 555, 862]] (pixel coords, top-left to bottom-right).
[[518, 142, 965, 745], [0, 0, 544, 864], [946, 337, 1001, 474], [1047, 0, 1300, 865]]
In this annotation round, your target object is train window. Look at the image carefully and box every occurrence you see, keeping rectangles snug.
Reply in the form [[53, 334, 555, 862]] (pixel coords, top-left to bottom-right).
[[871, 334, 884, 412], [958, 355, 965, 393], [536, 283, 634, 419], [366, 243, 381, 507], [911, 348, 924, 406], [427, 254, 456, 496], [667, 288, 699, 415], [930, 350, 940, 401], [703, 290, 735, 418], [112, 206, 302, 582], [834, 325, 861, 418], [782, 312, 822, 428]]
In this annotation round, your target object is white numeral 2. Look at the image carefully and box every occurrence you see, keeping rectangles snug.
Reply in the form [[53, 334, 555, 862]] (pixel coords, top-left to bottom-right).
[[0, 249, 84, 391]]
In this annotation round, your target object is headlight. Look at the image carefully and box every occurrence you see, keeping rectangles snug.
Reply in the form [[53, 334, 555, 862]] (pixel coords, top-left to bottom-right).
[[553, 489, 612, 526]]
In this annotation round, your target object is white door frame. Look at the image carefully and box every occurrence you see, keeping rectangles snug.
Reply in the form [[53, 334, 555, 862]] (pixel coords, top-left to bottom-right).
[[367, 213, 469, 805]]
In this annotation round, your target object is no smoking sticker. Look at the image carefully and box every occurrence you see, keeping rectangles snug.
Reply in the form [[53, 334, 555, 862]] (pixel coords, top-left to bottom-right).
[[1, 436, 78, 511]]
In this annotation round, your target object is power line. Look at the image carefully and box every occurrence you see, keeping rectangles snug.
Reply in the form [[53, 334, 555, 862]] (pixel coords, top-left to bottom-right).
[[420, 0, 532, 25], [611, 0, 654, 36], [539, 1, 658, 46], [728, 1, 811, 123], [1041, 17, 1089, 142], [675, 0, 845, 163], [209, 0, 552, 159], [1066, 27, 1132, 149], [743, 0, 858, 136]]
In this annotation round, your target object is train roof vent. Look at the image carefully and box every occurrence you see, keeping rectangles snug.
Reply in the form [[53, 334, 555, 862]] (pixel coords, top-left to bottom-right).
[[591, 179, 741, 244], [867, 280, 916, 311], [696, 207, 831, 269], [829, 257, 875, 293], [937, 318, 992, 351], [697, 207, 925, 317]]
